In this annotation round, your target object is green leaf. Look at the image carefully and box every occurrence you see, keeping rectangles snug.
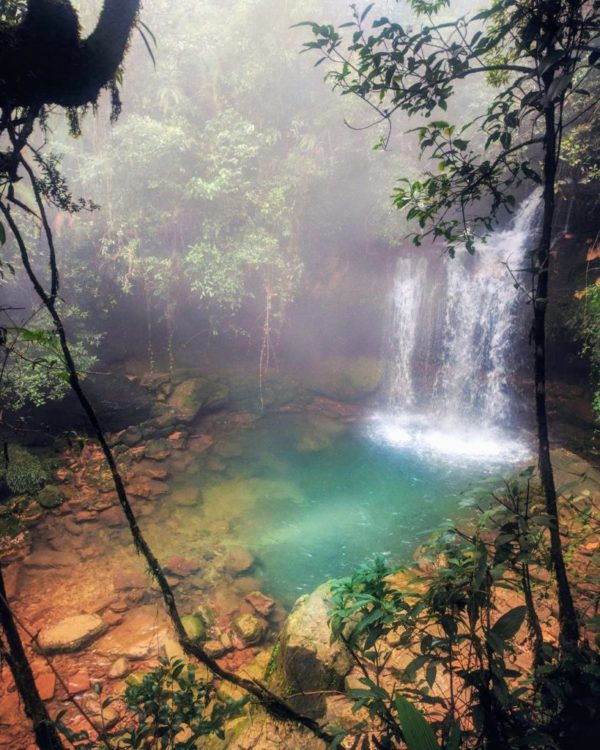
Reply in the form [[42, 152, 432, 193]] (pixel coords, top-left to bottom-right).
[[394, 695, 439, 750], [0, 221, 5, 245], [491, 605, 527, 640]]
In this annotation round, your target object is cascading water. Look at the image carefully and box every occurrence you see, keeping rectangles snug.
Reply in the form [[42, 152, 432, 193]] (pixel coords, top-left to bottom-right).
[[371, 192, 541, 463]]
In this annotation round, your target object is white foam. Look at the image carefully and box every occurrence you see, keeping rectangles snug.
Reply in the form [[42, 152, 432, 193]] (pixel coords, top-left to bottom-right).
[[367, 412, 532, 465]]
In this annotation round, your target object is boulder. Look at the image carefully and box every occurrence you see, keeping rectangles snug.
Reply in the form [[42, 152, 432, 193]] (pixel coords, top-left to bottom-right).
[[231, 614, 266, 646], [171, 486, 202, 507], [36, 485, 65, 509], [37, 614, 107, 654], [167, 377, 229, 423], [182, 614, 206, 642], [307, 356, 383, 402], [270, 583, 352, 718]]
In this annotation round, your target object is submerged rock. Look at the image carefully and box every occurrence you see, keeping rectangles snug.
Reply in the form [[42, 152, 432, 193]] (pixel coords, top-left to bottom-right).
[[270, 583, 352, 718], [37, 614, 107, 654], [95, 605, 170, 660], [224, 546, 255, 576], [231, 613, 266, 646]]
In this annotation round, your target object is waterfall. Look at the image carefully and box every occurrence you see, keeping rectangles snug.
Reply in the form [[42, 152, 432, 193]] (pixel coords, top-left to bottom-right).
[[373, 192, 540, 462]]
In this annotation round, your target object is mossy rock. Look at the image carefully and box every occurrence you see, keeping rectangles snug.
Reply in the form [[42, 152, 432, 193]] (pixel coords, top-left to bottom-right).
[[2, 446, 49, 495], [37, 485, 65, 509], [167, 377, 229, 423], [181, 614, 207, 642], [307, 356, 383, 402]]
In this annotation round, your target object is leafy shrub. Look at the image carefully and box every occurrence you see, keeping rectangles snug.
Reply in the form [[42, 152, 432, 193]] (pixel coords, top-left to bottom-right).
[[2, 445, 48, 495], [57, 658, 248, 749], [327, 469, 600, 749]]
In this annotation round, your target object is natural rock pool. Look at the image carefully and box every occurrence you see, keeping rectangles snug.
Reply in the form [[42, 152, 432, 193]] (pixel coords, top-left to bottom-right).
[[137, 408, 528, 606]]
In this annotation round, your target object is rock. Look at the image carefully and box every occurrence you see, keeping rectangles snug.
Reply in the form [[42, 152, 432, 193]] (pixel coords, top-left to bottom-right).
[[79, 695, 120, 731], [3, 565, 20, 599], [296, 414, 345, 453], [126, 478, 169, 499], [167, 377, 229, 423], [188, 434, 214, 454], [36, 485, 65, 509], [37, 615, 107, 654], [35, 672, 56, 700], [67, 669, 90, 695], [164, 555, 201, 577], [108, 657, 129, 679], [224, 547, 255, 576], [171, 486, 202, 507], [204, 639, 227, 658], [182, 614, 206, 642], [270, 583, 352, 718], [245, 591, 275, 617], [231, 614, 267, 646], [164, 636, 185, 661], [143, 439, 172, 462], [121, 426, 143, 448], [307, 356, 383, 403], [95, 605, 170, 660], [112, 569, 148, 591], [99, 507, 122, 527]]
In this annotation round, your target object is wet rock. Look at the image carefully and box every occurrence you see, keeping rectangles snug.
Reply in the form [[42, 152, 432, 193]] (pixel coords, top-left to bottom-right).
[[270, 583, 352, 719], [231, 614, 267, 646], [126, 477, 170, 500], [95, 605, 170, 660], [164, 635, 185, 661], [112, 569, 147, 591], [120, 426, 143, 448], [67, 669, 90, 695], [245, 591, 275, 618], [35, 672, 56, 701], [143, 439, 172, 462], [164, 555, 201, 577], [224, 547, 255, 576], [108, 657, 129, 679], [204, 639, 227, 658], [167, 377, 229, 423], [296, 414, 345, 453], [79, 694, 120, 730], [24, 549, 80, 569], [182, 614, 206, 642], [35, 485, 65, 509], [37, 614, 107, 654], [99, 506, 122, 527]]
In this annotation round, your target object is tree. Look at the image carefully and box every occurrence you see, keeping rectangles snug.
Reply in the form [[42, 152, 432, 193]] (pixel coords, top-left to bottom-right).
[[301, 0, 600, 657]]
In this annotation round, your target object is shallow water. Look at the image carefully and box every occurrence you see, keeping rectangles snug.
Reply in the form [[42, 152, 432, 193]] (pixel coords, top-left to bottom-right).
[[169, 413, 527, 605]]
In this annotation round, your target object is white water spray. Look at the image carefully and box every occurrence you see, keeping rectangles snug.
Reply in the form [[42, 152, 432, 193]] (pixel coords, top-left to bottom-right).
[[371, 192, 541, 463]]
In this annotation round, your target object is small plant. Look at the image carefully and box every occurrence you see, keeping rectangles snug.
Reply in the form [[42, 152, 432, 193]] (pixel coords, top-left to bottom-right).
[[57, 658, 248, 749]]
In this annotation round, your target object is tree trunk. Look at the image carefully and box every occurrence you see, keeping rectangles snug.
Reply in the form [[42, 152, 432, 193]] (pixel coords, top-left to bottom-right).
[[0, 565, 65, 750], [535, 98, 579, 653]]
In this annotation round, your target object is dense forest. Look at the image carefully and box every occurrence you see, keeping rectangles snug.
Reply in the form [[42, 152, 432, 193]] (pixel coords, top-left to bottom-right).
[[1, 1, 600, 748]]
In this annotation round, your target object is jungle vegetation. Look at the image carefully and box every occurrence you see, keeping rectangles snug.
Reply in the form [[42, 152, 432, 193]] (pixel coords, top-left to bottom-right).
[[0, 1, 600, 749]]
